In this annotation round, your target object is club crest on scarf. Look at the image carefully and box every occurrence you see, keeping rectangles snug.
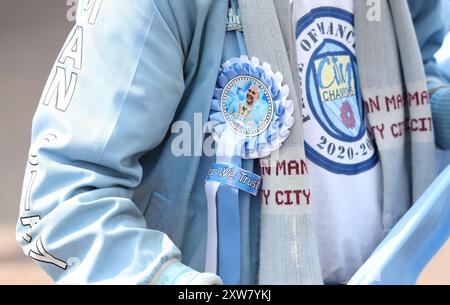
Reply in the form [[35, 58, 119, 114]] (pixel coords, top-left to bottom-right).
[[296, 7, 379, 174]]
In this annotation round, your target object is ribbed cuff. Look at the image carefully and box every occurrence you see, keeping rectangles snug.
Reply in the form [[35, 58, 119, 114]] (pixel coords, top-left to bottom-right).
[[150, 259, 199, 285], [150, 259, 223, 285], [428, 78, 448, 97]]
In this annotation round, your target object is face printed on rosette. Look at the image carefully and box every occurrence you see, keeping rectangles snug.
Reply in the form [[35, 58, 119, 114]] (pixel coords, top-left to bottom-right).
[[246, 85, 260, 105]]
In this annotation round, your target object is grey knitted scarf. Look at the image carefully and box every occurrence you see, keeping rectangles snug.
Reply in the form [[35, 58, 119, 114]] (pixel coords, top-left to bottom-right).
[[238, 0, 436, 284]]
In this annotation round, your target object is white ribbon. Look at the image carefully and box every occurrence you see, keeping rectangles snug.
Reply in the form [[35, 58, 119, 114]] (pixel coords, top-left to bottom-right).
[[204, 128, 245, 274]]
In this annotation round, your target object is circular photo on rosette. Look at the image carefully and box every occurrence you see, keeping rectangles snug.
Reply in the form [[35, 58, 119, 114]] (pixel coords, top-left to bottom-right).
[[221, 76, 274, 137], [208, 56, 295, 159]]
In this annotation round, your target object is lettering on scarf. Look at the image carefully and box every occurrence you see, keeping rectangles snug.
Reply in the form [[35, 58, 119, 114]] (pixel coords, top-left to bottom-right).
[[261, 188, 311, 206], [364, 91, 430, 114], [260, 158, 310, 206], [260, 159, 308, 176], [364, 90, 433, 142]]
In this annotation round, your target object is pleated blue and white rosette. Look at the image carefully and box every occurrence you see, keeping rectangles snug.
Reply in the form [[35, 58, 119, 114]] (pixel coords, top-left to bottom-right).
[[205, 56, 294, 283]]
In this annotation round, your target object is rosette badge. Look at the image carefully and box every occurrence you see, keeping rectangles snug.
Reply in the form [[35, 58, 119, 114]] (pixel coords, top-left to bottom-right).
[[204, 56, 294, 284], [208, 56, 294, 159]]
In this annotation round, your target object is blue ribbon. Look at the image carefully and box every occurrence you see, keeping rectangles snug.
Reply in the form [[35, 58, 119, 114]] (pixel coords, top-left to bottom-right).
[[205, 161, 261, 284], [216, 182, 240, 284], [205, 163, 262, 196]]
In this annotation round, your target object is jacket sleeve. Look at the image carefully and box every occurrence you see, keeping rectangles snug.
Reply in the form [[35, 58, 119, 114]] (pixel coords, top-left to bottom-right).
[[408, 0, 450, 83], [16, 0, 199, 284]]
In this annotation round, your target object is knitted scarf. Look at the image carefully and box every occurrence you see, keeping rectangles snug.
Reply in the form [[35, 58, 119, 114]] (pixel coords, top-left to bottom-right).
[[238, 0, 436, 284]]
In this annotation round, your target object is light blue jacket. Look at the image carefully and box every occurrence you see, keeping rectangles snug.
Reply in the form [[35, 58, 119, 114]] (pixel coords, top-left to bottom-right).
[[17, 0, 259, 284], [408, 0, 450, 83], [409, 0, 450, 149], [17, 0, 449, 285]]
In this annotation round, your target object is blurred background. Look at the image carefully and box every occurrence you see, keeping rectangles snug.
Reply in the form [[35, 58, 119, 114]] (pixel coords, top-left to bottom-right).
[[0, 0, 449, 285]]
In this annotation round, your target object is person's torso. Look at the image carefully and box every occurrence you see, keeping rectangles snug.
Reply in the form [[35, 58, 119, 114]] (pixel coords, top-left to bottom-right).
[[139, 0, 386, 284]]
